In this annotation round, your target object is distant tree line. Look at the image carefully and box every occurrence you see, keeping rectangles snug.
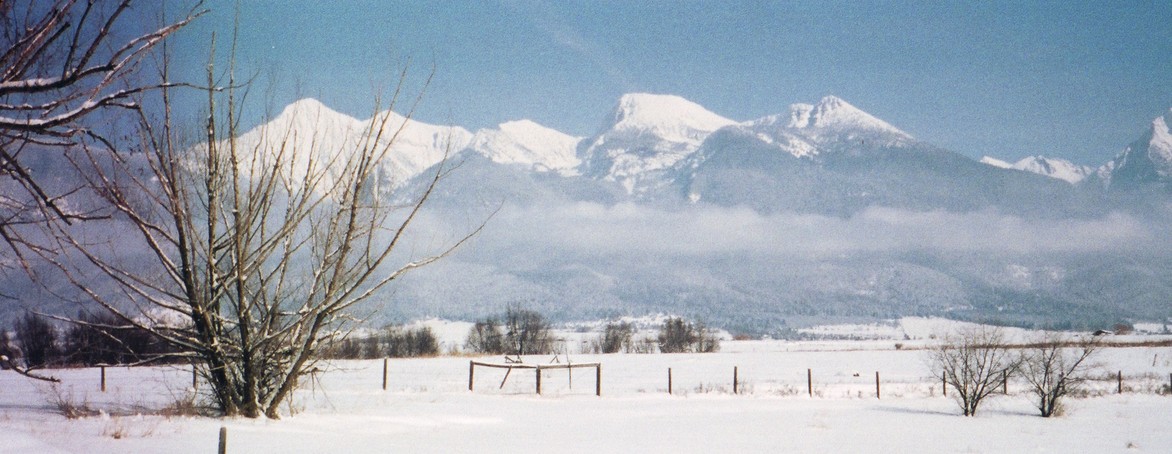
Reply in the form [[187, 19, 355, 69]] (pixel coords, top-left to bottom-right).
[[1, 312, 178, 369], [320, 325, 441, 359], [463, 310, 721, 356], [585, 317, 722, 354]]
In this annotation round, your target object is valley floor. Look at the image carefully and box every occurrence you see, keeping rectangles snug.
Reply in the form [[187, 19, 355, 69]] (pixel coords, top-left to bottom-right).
[[2, 338, 1171, 453]]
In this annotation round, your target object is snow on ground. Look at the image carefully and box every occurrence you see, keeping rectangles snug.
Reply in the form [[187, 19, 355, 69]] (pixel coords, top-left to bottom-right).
[[796, 317, 1047, 343], [2, 332, 1171, 453]]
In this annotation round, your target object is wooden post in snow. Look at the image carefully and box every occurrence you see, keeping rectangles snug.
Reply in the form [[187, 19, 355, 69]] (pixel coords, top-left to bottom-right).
[[1002, 370, 1008, 394], [536, 367, 542, 395], [218, 426, 227, 454], [668, 368, 673, 395], [1118, 370, 1123, 394], [733, 367, 739, 395], [192, 362, 198, 390], [942, 374, 947, 397], [100, 366, 106, 392], [875, 371, 881, 399], [382, 358, 388, 391], [807, 368, 813, 397], [595, 364, 601, 397]]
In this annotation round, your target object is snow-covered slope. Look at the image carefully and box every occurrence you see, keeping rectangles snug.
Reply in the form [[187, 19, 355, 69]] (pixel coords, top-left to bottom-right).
[[715, 96, 914, 161], [579, 93, 735, 192], [1101, 108, 1172, 191], [782, 95, 912, 144], [468, 120, 582, 175], [229, 98, 472, 193], [980, 155, 1093, 184]]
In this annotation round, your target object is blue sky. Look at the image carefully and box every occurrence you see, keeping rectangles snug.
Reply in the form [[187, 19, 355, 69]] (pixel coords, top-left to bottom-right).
[[165, 0, 1172, 166]]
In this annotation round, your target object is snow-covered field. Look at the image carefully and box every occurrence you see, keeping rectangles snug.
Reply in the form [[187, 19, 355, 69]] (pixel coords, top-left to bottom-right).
[[3, 322, 1172, 453]]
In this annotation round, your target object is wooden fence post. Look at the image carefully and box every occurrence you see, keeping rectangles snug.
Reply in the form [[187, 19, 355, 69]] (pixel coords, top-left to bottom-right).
[[733, 367, 739, 395], [875, 371, 880, 399], [942, 374, 947, 397], [1002, 370, 1008, 394], [218, 426, 227, 454], [100, 366, 106, 392], [536, 367, 542, 395], [668, 368, 673, 395], [192, 363, 198, 390], [468, 361, 474, 392], [1117, 370, 1123, 394], [807, 368, 812, 397], [595, 365, 601, 397], [382, 358, 388, 391]]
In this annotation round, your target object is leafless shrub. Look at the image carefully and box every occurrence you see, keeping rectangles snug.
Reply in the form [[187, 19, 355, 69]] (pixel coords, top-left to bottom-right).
[[464, 317, 505, 355], [657, 317, 720, 354], [1018, 332, 1102, 417], [589, 321, 639, 354], [926, 325, 1020, 416], [46, 384, 99, 419]]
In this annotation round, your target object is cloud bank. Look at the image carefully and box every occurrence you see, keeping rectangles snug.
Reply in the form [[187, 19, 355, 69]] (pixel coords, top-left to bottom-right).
[[461, 202, 1159, 259]]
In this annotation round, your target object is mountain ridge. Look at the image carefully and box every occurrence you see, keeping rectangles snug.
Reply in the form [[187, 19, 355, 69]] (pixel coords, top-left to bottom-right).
[[240, 94, 1170, 194]]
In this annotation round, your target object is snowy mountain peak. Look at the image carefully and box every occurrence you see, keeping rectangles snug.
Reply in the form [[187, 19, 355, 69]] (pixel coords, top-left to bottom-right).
[[277, 97, 332, 117], [721, 96, 914, 161], [787, 96, 910, 138], [226, 98, 471, 194], [980, 155, 1093, 184], [1103, 107, 1172, 190], [605, 93, 735, 138], [267, 97, 365, 135], [581, 93, 735, 190], [469, 120, 582, 174], [1150, 111, 1172, 163]]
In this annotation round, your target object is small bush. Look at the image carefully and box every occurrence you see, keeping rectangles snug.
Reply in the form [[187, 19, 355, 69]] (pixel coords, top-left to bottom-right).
[[47, 385, 100, 419], [465, 318, 506, 355], [591, 322, 635, 354], [657, 317, 720, 354]]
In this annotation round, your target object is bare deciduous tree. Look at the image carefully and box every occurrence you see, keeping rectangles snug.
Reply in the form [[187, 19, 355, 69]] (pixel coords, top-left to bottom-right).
[[502, 305, 554, 356], [39, 24, 483, 417], [1019, 333, 1101, 417], [927, 325, 1020, 416], [464, 317, 505, 355], [0, 1, 202, 266]]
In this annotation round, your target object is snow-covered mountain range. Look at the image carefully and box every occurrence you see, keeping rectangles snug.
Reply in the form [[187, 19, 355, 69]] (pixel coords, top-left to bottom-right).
[[234, 94, 1171, 199], [7, 93, 1171, 334]]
